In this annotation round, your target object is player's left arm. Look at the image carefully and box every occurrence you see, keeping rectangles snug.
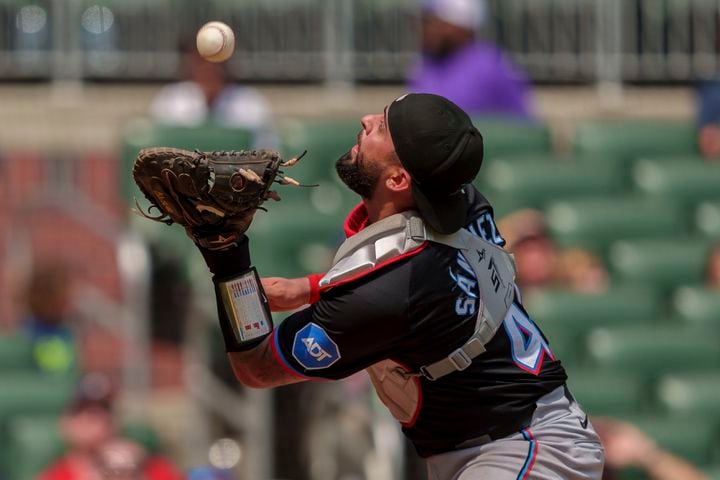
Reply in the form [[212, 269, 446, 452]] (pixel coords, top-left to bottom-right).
[[196, 236, 309, 389], [226, 337, 305, 388]]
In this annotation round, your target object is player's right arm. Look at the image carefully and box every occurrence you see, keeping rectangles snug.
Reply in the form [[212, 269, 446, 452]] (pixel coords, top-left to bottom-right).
[[261, 274, 322, 312], [198, 236, 409, 387]]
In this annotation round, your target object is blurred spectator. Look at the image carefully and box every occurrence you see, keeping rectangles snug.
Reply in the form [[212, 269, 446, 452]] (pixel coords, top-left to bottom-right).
[[696, 80, 720, 159], [150, 45, 278, 148], [498, 209, 608, 293], [407, 0, 533, 118], [20, 262, 78, 376], [593, 417, 709, 480], [705, 245, 720, 289], [555, 248, 609, 294], [39, 374, 182, 480]]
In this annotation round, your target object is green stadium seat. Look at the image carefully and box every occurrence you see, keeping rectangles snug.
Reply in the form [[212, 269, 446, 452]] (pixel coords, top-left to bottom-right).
[[546, 197, 686, 251], [526, 287, 660, 363], [657, 373, 720, 422], [609, 238, 713, 292], [0, 335, 34, 371], [472, 118, 552, 159], [4, 416, 63, 480], [566, 369, 646, 416], [571, 120, 698, 161], [280, 118, 358, 182], [0, 372, 75, 422], [697, 201, 720, 238], [617, 415, 719, 467], [249, 211, 344, 278], [633, 158, 720, 205], [0, 374, 75, 477], [587, 325, 720, 379], [706, 465, 720, 480], [673, 286, 720, 326], [479, 159, 625, 210], [278, 118, 360, 207]]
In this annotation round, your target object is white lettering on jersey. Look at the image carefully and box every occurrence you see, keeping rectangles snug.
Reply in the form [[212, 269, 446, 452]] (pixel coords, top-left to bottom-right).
[[302, 337, 333, 362]]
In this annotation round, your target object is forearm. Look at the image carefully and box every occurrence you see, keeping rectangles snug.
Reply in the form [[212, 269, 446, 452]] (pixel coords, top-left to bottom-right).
[[198, 237, 306, 388], [227, 337, 305, 388]]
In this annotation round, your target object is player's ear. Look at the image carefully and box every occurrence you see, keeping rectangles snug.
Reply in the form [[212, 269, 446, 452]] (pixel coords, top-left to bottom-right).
[[385, 165, 412, 193]]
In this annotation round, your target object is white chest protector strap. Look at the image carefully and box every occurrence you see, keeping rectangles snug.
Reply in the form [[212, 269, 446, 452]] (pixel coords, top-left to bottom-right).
[[320, 211, 517, 381]]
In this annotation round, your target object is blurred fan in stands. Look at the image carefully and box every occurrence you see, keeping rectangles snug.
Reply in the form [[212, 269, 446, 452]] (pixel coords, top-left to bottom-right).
[[407, 0, 534, 119], [150, 41, 278, 148]]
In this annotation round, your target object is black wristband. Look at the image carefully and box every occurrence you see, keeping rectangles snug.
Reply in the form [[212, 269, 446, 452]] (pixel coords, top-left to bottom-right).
[[213, 267, 274, 352], [198, 235, 252, 278]]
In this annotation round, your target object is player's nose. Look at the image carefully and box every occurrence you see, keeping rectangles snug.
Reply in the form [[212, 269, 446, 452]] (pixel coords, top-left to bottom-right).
[[360, 113, 381, 133]]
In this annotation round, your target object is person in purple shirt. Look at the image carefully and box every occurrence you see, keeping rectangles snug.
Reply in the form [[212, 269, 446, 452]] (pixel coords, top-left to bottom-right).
[[408, 0, 534, 119]]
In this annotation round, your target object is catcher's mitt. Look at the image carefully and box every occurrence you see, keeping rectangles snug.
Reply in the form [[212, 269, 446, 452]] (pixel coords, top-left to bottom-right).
[[133, 147, 305, 250]]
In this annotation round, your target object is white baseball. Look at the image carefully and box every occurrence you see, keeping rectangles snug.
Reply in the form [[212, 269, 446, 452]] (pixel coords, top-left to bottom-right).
[[196, 21, 235, 63]]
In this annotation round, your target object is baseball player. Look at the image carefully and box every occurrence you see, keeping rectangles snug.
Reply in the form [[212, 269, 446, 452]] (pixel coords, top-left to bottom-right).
[[135, 93, 604, 479]]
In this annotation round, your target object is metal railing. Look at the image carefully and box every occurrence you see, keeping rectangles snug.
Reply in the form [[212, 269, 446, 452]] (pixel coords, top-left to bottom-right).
[[3, 0, 720, 84]]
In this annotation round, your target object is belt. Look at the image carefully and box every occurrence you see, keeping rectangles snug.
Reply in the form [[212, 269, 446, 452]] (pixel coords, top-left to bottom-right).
[[453, 384, 574, 450]]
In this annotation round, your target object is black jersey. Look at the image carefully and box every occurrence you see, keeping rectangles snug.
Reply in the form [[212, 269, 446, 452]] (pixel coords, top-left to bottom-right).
[[273, 187, 567, 457]]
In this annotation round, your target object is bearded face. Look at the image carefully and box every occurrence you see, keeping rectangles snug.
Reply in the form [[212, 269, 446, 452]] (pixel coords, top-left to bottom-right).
[[335, 150, 383, 199]]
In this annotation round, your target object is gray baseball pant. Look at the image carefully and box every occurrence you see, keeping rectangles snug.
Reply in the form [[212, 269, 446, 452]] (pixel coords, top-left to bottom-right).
[[425, 386, 604, 479]]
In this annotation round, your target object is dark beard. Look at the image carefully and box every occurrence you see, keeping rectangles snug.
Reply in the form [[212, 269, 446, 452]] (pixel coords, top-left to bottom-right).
[[335, 151, 380, 199]]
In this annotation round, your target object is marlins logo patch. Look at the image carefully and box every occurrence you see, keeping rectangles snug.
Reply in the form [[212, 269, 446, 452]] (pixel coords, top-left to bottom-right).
[[292, 323, 341, 370]]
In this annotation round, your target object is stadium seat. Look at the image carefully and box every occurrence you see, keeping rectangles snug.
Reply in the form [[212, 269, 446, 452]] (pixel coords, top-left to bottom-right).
[[609, 238, 713, 292], [657, 373, 720, 422], [3, 416, 63, 480], [673, 286, 720, 326], [697, 201, 720, 238], [0, 374, 74, 477], [479, 158, 625, 210], [280, 118, 358, 181], [633, 158, 720, 205], [0, 335, 34, 371], [249, 211, 344, 278], [278, 118, 360, 206], [545, 197, 687, 251], [471, 118, 553, 159], [526, 286, 660, 362], [571, 120, 698, 161], [617, 415, 719, 467], [587, 325, 720, 379], [0, 372, 75, 421], [565, 369, 646, 416]]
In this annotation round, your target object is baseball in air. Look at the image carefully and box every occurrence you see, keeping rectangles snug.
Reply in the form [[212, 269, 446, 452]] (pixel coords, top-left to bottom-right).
[[196, 21, 235, 63]]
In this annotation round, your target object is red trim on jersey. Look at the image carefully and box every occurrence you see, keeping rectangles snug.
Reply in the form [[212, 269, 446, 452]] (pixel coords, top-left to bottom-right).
[[269, 330, 313, 380], [344, 202, 369, 238]]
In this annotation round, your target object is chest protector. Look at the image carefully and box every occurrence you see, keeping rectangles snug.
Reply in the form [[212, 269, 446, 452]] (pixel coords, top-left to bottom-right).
[[320, 211, 517, 424]]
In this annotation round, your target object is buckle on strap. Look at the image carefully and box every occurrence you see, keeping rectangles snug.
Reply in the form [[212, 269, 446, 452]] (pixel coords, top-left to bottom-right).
[[419, 347, 474, 381], [448, 347, 473, 371], [408, 216, 427, 242]]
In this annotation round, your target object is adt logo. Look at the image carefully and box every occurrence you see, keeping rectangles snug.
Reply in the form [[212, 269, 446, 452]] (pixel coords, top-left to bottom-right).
[[292, 323, 341, 370]]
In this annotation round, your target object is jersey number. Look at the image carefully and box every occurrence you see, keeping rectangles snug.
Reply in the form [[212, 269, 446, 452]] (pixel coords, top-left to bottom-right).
[[502, 304, 554, 376]]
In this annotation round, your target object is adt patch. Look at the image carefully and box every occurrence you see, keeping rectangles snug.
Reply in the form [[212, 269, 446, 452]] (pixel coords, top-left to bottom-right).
[[292, 322, 341, 370]]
